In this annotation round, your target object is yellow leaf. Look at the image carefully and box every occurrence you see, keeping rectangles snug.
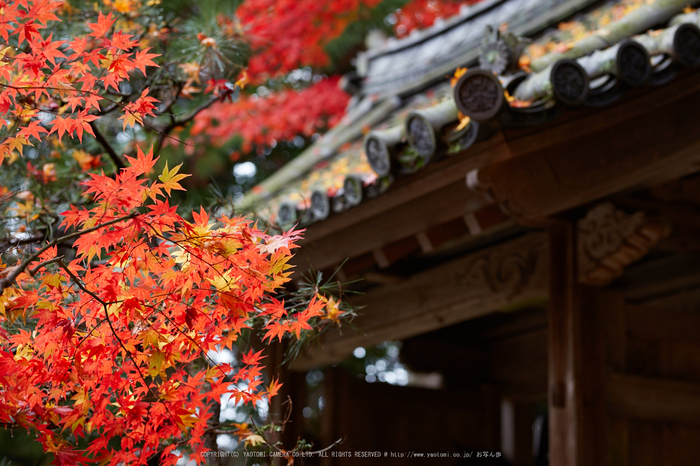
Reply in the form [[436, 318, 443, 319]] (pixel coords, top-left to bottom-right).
[[148, 350, 166, 377], [114, 0, 133, 13], [244, 434, 265, 447], [235, 70, 249, 90], [42, 273, 64, 290], [119, 112, 141, 130], [455, 114, 471, 132], [158, 161, 190, 195], [179, 62, 201, 84], [450, 67, 468, 88], [176, 412, 198, 429], [7, 137, 30, 157], [0, 46, 12, 67], [323, 296, 344, 323]]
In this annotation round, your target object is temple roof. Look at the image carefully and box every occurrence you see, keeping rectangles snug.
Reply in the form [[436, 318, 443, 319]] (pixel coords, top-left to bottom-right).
[[239, 0, 700, 232]]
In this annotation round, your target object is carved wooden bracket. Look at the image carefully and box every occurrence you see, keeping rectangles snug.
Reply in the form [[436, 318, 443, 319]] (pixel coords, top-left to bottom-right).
[[456, 243, 542, 299], [577, 203, 669, 286]]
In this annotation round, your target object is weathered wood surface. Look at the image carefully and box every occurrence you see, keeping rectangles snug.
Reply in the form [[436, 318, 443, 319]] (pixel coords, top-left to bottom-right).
[[490, 328, 549, 398], [603, 291, 630, 466], [607, 372, 700, 425], [617, 253, 700, 302], [577, 203, 669, 286], [548, 222, 615, 466], [627, 302, 700, 341], [291, 232, 550, 370]]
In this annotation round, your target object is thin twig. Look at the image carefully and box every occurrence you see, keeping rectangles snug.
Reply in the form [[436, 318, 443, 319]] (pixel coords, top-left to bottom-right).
[[0, 233, 45, 252], [89, 122, 125, 170], [154, 96, 220, 153], [56, 259, 183, 435], [0, 212, 138, 294]]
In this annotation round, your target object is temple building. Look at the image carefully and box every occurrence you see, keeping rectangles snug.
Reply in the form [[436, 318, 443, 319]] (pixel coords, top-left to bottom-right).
[[241, 0, 700, 463]]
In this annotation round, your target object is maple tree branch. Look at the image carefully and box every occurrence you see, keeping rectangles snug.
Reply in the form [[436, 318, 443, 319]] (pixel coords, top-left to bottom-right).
[[154, 95, 220, 154], [0, 82, 125, 110], [56, 258, 183, 434], [89, 122, 126, 170], [169, 95, 220, 130], [0, 82, 194, 154], [135, 297, 234, 382], [56, 259, 106, 304], [0, 233, 46, 252], [155, 82, 184, 118], [28, 255, 65, 276], [0, 212, 138, 294], [304, 437, 346, 455]]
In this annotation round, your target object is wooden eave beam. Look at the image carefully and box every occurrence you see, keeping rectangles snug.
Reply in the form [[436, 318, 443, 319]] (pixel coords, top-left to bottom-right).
[[504, 71, 700, 158], [291, 232, 550, 370], [471, 71, 700, 222], [295, 72, 700, 273], [292, 135, 512, 272]]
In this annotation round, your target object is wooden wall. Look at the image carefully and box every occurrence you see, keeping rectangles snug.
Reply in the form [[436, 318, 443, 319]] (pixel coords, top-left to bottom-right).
[[605, 285, 700, 466], [298, 217, 700, 466]]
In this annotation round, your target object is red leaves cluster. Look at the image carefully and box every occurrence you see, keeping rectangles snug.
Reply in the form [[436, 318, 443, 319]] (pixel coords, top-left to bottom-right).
[[234, 0, 383, 81], [394, 0, 484, 38], [0, 148, 316, 464], [191, 77, 349, 158], [0, 3, 158, 164]]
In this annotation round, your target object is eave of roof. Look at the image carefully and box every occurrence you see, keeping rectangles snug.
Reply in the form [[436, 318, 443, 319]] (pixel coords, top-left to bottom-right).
[[240, 0, 700, 233]]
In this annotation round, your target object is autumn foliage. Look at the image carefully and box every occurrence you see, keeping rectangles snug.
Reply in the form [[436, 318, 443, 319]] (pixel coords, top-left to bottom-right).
[[0, 5, 159, 165], [235, 0, 384, 81], [191, 77, 349, 158], [0, 1, 347, 463], [393, 0, 483, 37], [1, 147, 330, 464]]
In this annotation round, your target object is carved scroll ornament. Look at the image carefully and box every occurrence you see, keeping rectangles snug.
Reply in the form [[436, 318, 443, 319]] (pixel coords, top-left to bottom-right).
[[577, 203, 669, 286], [455, 235, 546, 299]]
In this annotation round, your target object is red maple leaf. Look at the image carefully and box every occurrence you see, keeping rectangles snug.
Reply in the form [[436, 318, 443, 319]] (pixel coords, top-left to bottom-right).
[[133, 48, 160, 75], [87, 12, 115, 38]]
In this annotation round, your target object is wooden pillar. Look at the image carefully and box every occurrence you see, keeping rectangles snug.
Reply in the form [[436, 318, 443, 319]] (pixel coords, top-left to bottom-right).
[[278, 371, 307, 452], [320, 367, 343, 466], [604, 291, 629, 466], [548, 220, 607, 465], [548, 220, 580, 466]]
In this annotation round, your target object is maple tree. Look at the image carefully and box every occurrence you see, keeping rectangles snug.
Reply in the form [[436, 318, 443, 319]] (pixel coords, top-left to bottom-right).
[[0, 0, 357, 463]]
